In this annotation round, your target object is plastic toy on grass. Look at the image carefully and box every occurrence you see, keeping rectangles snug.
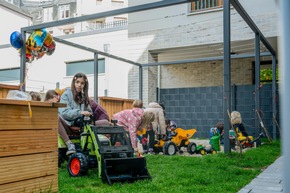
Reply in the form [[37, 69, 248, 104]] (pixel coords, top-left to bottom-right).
[[230, 129, 264, 149], [153, 128, 197, 156], [195, 145, 218, 155], [195, 134, 221, 155], [58, 116, 151, 184]]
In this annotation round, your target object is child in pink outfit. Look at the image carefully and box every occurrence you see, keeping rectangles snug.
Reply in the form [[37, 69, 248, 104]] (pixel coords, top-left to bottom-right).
[[112, 107, 155, 152], [112, 108, 143, 149]]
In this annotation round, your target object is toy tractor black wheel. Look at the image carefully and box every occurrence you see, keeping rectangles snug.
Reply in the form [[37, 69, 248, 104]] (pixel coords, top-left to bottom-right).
[[163, 141, 177, 155], [68, 153, 88, 177], [187, 142, 197, 154]]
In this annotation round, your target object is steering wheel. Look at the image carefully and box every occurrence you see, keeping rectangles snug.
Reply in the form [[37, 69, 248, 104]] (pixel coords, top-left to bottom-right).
[[74, 115, 96, 128]]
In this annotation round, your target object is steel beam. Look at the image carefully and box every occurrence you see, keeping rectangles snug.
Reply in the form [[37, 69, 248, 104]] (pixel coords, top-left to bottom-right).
[[272, 55, 277, 140], [230, 0, 276, 56], [94, 52, 98, 101], [53, 37, 141, 67], [223, 0, 231, 153], [142, 52, 271, 67], [255, 33, 261, 136], [139, 66, 143, 100], [280, 1, 290, 191]]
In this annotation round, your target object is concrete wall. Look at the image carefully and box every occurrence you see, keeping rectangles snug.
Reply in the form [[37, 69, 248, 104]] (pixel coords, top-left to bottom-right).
[[160, 84, 279, 139]]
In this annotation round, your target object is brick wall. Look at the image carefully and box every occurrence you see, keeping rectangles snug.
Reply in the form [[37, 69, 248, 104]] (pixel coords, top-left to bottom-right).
[[160, 58, 254, 88]]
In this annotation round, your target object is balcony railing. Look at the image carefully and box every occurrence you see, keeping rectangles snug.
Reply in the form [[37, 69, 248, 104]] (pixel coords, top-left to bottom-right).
[[87, 19, 128, 31], [191, 0, 223, 12]]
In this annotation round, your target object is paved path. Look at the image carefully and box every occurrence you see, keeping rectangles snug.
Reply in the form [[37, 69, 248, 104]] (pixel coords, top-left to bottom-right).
[[238, 156, 283, 193]]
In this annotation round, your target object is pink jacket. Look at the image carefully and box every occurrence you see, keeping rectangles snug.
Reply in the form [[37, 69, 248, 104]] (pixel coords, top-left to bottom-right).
[[112, 108, 144, 148]]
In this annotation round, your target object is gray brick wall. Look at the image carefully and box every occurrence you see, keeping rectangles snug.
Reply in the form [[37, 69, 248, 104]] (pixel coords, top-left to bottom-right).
[[160, 84, 279, 139]]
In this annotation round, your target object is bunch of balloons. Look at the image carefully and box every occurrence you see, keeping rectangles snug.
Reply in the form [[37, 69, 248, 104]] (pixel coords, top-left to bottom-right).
[[10, 29, 56, 63]]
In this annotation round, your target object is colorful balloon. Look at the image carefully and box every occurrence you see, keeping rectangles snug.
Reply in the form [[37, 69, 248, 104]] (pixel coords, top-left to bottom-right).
[[25, 29, 56, 63], [10, 31, 23, 49]]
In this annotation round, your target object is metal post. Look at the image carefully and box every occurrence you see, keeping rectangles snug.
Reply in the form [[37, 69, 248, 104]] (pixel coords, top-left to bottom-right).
[[255, 33, 261, 136], [272, 55, 277, 140], [157, 65, 161, 102], [223, 0, 231, 153], [139, 66, 143, 100], [280, 1, 290, 191], [20, 31, 26, 91], [94, 52, 99, 101]]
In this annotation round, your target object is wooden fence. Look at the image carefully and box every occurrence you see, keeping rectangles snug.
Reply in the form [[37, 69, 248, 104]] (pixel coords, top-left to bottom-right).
[[98, 96, 134, 120]]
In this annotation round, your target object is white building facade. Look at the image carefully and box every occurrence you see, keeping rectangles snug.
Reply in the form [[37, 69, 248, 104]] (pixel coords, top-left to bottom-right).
[[0, 0, 132, 99], [127, 0, 278, 105]]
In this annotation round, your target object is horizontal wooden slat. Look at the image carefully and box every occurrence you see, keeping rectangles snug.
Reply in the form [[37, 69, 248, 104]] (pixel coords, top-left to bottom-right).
[[0, 152, 58, 185], [0, 98, 66, 108], [0, 130, 57, 157], [0, 105, 58, 130], [0, 174, 58, 193], [0, 84, 20, 90]]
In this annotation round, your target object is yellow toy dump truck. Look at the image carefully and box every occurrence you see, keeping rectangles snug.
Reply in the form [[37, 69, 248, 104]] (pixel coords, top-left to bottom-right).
[[153, 128, 197, 155]]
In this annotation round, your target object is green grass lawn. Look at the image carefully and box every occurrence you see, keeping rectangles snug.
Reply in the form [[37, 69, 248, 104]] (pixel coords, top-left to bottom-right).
[[58, 140, 280, 193]]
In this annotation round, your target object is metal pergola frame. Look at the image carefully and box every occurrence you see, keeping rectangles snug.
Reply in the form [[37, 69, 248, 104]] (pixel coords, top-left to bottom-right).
[[19, 0, 277, 153]]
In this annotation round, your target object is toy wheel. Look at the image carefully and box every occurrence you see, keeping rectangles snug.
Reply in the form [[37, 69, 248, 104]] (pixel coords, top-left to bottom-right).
[[187, 142, 197, 154], [68, 153, 88, 177], [200, 149, 206, 155], [212, 150, 217, 154], [163, 141, 177, 156]]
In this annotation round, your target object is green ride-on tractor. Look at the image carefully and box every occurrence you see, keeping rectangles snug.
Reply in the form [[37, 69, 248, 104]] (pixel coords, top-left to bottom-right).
[[58, 115, 151, 184]]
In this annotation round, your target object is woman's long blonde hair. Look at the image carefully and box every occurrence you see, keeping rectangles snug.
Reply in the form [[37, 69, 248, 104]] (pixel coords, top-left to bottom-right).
[[138, 111, 155, 131], [231, 111, 242, 125]]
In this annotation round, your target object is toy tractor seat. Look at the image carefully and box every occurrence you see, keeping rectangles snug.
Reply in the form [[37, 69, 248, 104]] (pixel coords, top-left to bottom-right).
[[67, 126, 82, 140]]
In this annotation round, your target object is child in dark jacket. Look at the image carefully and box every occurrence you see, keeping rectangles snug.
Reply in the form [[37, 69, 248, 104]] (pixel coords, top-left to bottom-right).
[[89, 98, 110, 121]]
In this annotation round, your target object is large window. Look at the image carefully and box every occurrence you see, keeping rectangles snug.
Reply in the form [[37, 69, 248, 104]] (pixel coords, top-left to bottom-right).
[[59, 4, 70, 20], [66, 59, 105, 76], [43, 7, 53, 22], [0, 68, 20, 82], [191, 0, 223, 12]]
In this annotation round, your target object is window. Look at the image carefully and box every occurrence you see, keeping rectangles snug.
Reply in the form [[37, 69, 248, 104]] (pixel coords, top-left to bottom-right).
[[0, 68, 20, 82], [191, 0, 223, 12], [5, 0, 13, 4], [59, 5, 70, 20], [252, 60, 279, 84], [43, 7, 53, 22], [66, 59, 105, 76]]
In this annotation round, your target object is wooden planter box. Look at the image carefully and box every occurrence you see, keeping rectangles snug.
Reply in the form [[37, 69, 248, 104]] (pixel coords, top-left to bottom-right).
[[0, 84, 20, 98], [0, 99, 65, 193]]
